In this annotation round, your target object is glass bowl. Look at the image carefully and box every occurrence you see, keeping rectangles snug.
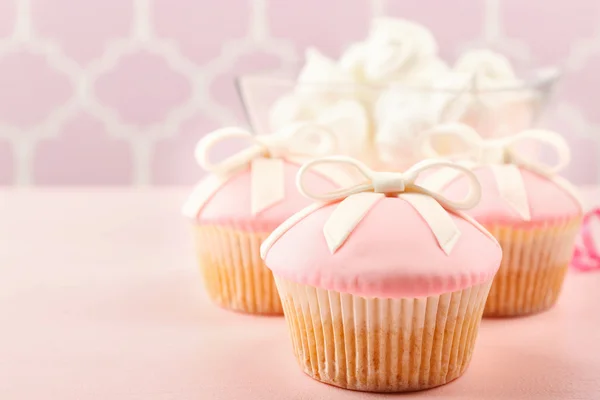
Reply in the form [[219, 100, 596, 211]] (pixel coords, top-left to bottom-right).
[[236, 67, 561, 170]]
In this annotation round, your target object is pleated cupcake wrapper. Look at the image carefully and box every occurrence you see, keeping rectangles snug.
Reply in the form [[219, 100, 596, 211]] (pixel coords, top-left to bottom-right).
[[275, 277, 492, 393], [195, 225, 283, 315], [483, 217, 582, 317]]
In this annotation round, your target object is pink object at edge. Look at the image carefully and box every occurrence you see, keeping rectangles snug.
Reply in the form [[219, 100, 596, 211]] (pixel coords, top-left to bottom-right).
[[572, 207, 600, 271], [263, 196, 502, 298], [441, 166, 582, 225], [195, 160, 340, 230]]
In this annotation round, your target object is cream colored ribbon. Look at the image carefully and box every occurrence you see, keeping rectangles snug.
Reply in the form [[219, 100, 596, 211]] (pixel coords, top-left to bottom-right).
[[293, 156, 482, 255], [417, 122, 578, 220], [181, 123, 338, 218]]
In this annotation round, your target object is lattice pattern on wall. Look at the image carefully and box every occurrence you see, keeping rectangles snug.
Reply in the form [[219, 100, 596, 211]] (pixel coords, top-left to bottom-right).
[[0, 0, 598, 185]]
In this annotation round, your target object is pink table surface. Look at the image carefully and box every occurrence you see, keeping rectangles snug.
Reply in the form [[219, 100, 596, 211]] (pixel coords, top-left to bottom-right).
[[1, 188, 599, 400]]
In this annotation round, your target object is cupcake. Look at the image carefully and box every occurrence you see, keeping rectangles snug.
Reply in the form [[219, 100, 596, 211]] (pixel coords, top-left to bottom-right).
[[418, 123, 583, 317], [182, 124, 355, 315], [260, 156, 502, 392]]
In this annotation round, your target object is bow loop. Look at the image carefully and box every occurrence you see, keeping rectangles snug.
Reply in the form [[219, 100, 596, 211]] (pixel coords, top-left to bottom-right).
[[418, 122, 484, 160], [195, 127, 265, 175], [274, 122, 338, 158], [297, 156, 374, 202], [503, 129, 570, 175], [408, 158, 482, 210]]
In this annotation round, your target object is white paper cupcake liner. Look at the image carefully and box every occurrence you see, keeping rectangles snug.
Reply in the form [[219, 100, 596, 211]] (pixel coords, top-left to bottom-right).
[[483, 217, 581, 317], [274, 277, 492, 392], [195, 224, 283, 315]]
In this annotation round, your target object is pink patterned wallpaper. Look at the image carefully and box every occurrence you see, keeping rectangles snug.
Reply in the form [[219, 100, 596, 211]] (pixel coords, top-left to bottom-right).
[[0, 0, 599, 186]]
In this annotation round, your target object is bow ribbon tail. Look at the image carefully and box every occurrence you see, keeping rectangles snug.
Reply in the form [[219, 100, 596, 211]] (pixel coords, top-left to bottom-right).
[[401, 193, 461, 255], [293, 159, 363, 189], [323, 192, 385, 253], [492, 164, 531, 220], [182, 175, 227, 218], [250, 158, 286, 215]]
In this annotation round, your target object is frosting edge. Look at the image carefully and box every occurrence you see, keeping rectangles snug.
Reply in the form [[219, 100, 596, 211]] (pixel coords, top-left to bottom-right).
[[260, 201, 329, 260]]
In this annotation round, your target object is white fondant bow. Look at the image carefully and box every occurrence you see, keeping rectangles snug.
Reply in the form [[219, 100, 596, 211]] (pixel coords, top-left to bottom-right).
[[296, 156, 482, 255], [418, 123, 574, 220], [181, 123, 337, 218]]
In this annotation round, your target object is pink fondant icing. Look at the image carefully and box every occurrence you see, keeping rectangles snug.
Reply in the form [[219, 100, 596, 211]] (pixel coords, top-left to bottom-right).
[[263, 196, 502, 298], [196, 160, 340, 230], [439, 166, 581, 225]]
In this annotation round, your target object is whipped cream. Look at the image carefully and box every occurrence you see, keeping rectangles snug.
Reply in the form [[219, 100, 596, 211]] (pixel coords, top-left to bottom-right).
[[296, 48, 357, 106], [374, 86, 454, 167], [297, 48, 353, 86], [315, 99, 370, 158], [429, 49, 535, 136], [269, 48, 357, 132], [338, 42, 369, 82], [265, 18, 548, 168], [270, 96, 369, 158], [448, 49, 526, 108], [338, 18, 448, 85], [269, 94, 315, 132], [454, 49, 518, 84]]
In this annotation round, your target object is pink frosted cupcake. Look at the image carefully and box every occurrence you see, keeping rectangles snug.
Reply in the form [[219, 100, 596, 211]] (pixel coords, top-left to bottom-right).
[[182, 125, 354, 315], [419, 123, 583, 317], [261, 156, 502, 392]]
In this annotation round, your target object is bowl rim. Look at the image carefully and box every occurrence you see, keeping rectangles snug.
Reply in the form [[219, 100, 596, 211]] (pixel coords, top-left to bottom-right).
[[236, 65, 562, 95], [234, 66, 562, 135]]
